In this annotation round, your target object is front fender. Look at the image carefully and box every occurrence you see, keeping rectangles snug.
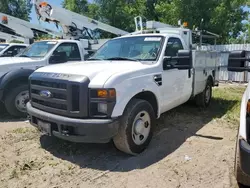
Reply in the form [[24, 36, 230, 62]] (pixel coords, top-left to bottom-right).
[[0, 69, 34, 99], [105, 74, 162, 118]]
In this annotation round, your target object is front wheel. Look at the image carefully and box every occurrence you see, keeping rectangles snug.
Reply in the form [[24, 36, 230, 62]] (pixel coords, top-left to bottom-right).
[[113, 99, 155, 155], [4, 84, 29, 118]]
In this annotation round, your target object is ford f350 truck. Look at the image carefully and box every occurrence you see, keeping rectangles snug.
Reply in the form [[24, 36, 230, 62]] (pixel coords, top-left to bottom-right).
[[27, 21, 221, 155]]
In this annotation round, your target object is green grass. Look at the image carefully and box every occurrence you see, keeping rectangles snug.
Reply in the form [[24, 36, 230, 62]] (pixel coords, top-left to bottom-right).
[[212, 86, 246, 124]]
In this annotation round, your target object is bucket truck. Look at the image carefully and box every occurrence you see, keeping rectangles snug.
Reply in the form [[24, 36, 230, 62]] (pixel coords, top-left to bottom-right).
[[0, 12, 63, 44], [0, 0, 129, 117], [0, 12, 62, 57], [33, 0, 128, 53]]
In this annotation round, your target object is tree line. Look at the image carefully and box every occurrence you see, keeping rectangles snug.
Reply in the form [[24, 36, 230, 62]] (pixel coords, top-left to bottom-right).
[[0, 0, 249, 44], [63, 0, 250, 44]]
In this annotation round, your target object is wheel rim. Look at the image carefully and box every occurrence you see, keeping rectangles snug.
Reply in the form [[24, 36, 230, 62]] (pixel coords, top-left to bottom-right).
[[132, 111, 151, 145], [15, 90, 29, 113], [205, 85, 211, 104]]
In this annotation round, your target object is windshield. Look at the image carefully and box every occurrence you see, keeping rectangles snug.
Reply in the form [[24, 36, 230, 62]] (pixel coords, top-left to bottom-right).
[[0, 44, 8, 52], [18, 41, 57, 58], [89, 36, 163, 61]]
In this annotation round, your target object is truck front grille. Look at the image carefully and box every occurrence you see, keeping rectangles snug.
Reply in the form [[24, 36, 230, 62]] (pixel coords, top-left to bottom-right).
[[30, 75, 89, 118]]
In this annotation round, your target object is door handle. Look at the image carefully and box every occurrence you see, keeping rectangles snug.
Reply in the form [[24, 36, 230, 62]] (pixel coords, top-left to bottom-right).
[[153, 74, 162, 86]]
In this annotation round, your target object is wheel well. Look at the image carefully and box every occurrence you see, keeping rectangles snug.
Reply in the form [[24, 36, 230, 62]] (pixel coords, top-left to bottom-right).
[[3, 76, 29, 99], [208, 75, 214, 85], [133, 91, 158, 117]]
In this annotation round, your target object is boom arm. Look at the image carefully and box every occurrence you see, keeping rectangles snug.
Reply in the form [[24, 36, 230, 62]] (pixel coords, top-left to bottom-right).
[[0, 12, 63, 44], [33, 0, 128, 40], [0, 31, 29, 43]]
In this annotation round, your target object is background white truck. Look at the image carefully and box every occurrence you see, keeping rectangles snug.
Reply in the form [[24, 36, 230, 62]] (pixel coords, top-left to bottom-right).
[[27, 21, 221, 155], [0, 39, 91, 117], [0, 43, 28, 57]]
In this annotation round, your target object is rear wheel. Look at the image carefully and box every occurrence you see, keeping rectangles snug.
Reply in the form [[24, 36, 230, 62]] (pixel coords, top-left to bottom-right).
[[234, 131, 250, 186], [4, 84, 29, 118], [195, 79, 212, 108], [113, 99, 155, 155]]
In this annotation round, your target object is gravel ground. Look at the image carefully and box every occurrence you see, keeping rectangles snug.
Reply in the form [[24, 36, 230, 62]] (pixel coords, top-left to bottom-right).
[[0, 84, 248, 188]]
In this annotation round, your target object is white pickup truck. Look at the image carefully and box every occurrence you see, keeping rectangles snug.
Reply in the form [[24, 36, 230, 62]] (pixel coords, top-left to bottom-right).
[[0, 39, 90, 117], [227, 51, 250, 186], [27, 26, 220, 155]]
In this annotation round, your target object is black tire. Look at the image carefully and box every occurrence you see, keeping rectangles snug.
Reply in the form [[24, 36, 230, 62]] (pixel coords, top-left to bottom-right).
[[234, 131, 250, 186], [195, 79, 212, 108], [113, 99, 156, 155], [4, 84, 29, 118], [0, 101, 6, 114]]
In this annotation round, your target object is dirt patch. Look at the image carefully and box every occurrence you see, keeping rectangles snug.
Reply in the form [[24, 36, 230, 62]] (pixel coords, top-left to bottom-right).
[[0, 84, 248, 188]]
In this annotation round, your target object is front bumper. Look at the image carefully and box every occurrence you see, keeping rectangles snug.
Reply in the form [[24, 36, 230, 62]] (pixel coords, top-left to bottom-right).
[[239, 139, 250, 176], [27, 102, 119, 143]]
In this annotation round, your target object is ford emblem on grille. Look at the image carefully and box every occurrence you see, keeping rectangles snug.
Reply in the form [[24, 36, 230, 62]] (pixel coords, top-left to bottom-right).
[[39, 90, 52, 98]]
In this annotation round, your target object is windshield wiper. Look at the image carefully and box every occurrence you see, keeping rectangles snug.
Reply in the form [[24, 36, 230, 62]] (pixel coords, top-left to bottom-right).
[[105, 57, 139, 62], [88, 58, 104, 61]]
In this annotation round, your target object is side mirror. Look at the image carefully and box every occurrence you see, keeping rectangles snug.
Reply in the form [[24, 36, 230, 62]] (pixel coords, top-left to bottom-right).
[[228, 50, 250, 72], [163, 50, 192, 70], [49, 51, 68, 64]]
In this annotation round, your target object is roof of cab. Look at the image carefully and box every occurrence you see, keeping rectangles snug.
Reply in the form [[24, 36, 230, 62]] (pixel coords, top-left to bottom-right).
[[37, 39, 80, 43], [8, 43, 29, 46], [0, 43, 29, 46]]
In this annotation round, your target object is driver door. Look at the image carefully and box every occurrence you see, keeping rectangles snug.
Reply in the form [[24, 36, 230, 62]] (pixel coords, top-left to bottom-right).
[[161, 37, 188, 112]]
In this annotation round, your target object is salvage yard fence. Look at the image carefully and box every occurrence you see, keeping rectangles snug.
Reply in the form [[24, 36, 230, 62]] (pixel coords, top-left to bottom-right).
[[202, 44, 250, 82]]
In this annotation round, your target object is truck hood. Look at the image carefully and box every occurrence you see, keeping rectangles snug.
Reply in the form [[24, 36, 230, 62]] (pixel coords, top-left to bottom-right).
[[0, 57, 39, 65], [35, 60, 152, 86]]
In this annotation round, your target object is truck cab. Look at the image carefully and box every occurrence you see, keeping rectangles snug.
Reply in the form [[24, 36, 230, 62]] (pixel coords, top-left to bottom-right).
[[0, 43, 28, 57], [27, 29, 219, 155], [0, 39, 88, 117]]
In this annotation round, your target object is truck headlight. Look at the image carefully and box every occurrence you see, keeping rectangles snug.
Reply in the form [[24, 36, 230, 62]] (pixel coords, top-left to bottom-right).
[[89, 89, 116, 117]]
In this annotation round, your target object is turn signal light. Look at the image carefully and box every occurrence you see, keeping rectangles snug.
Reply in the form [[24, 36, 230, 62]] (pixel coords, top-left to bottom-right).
[[97, 89, 116, 98], [183, 22, 188, 27], [2, 16, 8, 24], [97, 90, 108, 98]]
